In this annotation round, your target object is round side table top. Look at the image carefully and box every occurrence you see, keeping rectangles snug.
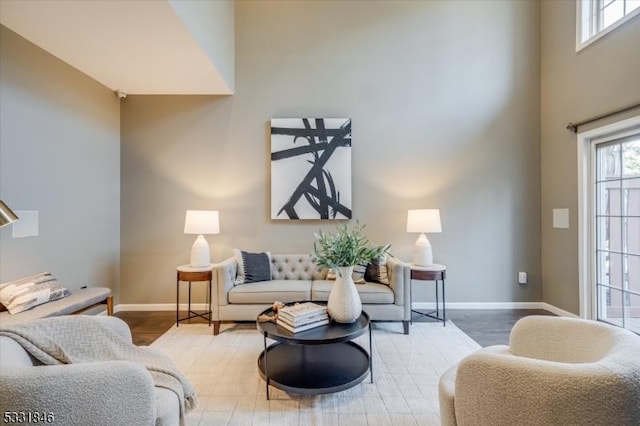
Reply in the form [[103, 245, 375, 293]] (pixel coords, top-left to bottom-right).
[[409, 263, 446, 272], [177, 264, 214, 273]]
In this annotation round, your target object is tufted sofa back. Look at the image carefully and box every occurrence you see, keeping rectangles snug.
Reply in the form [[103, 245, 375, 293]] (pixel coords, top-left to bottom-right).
[[270, 254, 327, 281]]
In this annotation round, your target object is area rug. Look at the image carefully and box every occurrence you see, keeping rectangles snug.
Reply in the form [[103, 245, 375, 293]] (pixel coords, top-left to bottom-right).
[[151, 321, 480, 426]]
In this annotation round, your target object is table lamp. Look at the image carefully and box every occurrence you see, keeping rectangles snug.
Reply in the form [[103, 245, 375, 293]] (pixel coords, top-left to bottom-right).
[[0, 200, 19, 228], [407, 209, 442, 266], [184, 210, 219, 268]]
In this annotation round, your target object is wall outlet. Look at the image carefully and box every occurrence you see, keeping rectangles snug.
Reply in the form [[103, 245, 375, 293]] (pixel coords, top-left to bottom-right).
[[518, 272, 527, 284]]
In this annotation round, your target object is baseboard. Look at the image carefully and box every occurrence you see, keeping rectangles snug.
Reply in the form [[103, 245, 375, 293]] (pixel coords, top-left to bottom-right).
[[115, 302, 578, 317], [413, 302, 542, 310], [412, 301, 578, 317], [115, 303, 209, 313], [540, 303, 579, 318]]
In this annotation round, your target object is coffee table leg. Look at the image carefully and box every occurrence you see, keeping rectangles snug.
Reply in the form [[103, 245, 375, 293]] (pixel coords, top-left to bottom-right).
[[263, 333, 270, 400]]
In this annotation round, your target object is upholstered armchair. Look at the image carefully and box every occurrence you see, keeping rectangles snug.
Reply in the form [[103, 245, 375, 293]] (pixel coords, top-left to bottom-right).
[[0, 316, 181, 426], [439, 316, 640, 426]]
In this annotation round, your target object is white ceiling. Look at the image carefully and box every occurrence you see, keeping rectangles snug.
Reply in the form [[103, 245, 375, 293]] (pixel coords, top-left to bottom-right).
[[0, 0, 232, 95]]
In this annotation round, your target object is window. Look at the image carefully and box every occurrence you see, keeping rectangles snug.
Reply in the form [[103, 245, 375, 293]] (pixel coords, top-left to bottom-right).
[[595, 136, 640, 332], [577, 0, 640, 51]]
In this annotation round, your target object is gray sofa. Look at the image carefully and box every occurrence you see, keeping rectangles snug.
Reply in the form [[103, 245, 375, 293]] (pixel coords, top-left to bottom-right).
[[212, 254, 411, 335], [0, 316, 180, 426]]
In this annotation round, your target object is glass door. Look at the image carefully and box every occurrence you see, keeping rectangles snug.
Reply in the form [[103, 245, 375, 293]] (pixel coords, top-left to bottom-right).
[[595, 134, 640, 333]]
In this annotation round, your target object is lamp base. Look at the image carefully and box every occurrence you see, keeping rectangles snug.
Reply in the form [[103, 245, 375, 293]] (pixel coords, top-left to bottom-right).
[[190, 235, 211, 268], [413, 233, 434, 266]]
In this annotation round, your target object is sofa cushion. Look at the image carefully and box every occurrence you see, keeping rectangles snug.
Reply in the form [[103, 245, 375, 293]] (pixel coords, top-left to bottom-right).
[[228, 280, 312, 304], [311, 280, 395, 304], [234, 249, 272, 284]]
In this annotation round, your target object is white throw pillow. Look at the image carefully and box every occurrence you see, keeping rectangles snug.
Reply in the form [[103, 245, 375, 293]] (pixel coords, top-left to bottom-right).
[[0, 272, 70, 314]]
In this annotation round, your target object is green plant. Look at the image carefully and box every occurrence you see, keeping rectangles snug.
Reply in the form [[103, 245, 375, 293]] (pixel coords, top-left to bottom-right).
[[313, 222, 390, 273]]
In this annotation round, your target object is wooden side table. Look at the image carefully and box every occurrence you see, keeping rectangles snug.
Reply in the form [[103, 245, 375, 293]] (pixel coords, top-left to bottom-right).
[[176, 264, 213, 327], [410, 263, 447, 327]]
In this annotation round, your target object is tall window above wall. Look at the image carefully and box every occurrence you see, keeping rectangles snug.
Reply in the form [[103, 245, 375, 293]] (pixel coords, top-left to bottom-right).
[[577, 0, 640, 51]]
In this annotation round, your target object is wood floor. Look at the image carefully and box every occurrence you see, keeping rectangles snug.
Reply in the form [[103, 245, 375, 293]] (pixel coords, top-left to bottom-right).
[[116, 309, 555, 347], [411, 308, 555, 346]]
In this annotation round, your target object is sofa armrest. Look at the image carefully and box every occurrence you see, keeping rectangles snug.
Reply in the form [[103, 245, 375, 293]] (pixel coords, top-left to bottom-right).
[[386, 256, 411, 312], [214, 257, 237, 308], [0, 361, 156, 426]]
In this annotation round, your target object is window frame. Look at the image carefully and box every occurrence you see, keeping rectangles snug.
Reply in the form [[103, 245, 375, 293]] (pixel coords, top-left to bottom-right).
[[578, 115, 640, 322], [576, 0, 640, 52]]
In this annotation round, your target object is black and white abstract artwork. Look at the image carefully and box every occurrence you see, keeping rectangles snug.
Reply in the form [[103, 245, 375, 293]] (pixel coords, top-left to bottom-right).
[[271, 118, 352, 220]]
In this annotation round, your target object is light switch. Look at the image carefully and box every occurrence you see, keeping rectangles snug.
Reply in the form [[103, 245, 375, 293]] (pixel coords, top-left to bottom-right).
[[13, 210, 39, 238], [553, 208, 569, 229]]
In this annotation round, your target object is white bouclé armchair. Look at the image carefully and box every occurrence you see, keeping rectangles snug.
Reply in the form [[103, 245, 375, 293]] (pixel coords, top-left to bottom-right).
[[439, 316, 640, 426], [0, 316, 181, 426]]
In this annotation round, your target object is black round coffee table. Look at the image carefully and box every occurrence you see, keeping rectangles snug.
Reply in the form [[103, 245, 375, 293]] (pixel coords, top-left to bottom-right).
[[256, 303, 372, 399]]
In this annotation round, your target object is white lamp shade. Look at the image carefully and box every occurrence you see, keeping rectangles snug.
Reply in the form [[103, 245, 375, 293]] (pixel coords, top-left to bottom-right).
[[184, 210, 219, 235], [406, 209, 442, 233]]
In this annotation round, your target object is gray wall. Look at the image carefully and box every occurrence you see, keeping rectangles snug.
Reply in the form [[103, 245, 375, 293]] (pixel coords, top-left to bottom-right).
[[540, 2, 640, 314], [0, 26, 120, 296], [120, 0, 541, 305]]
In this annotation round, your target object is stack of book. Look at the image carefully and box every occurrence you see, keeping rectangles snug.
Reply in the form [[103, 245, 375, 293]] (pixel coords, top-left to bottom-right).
[[276, 302, 329, 333]]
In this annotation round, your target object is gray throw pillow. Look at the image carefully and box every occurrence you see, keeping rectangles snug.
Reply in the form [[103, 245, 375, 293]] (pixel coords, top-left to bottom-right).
[[233, 249, 272, 284]]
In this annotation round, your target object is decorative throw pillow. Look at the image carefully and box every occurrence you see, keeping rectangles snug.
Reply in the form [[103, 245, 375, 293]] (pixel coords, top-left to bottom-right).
[[234, 249, 272, 284], [0, 272, 70, 315], [326, 266, 366, 284], [352, 264, 367, 284], [0, 272, 52, 304], [365, 254, 390, 285], [0, 271, 49, 292]]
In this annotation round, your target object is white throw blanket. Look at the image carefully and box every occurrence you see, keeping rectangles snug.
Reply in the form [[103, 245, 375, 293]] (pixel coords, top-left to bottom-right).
[[0, 316, 197, 425]]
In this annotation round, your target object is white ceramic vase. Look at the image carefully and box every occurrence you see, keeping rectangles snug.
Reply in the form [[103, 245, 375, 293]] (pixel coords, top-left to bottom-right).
[[327, 265, 362, 323]]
